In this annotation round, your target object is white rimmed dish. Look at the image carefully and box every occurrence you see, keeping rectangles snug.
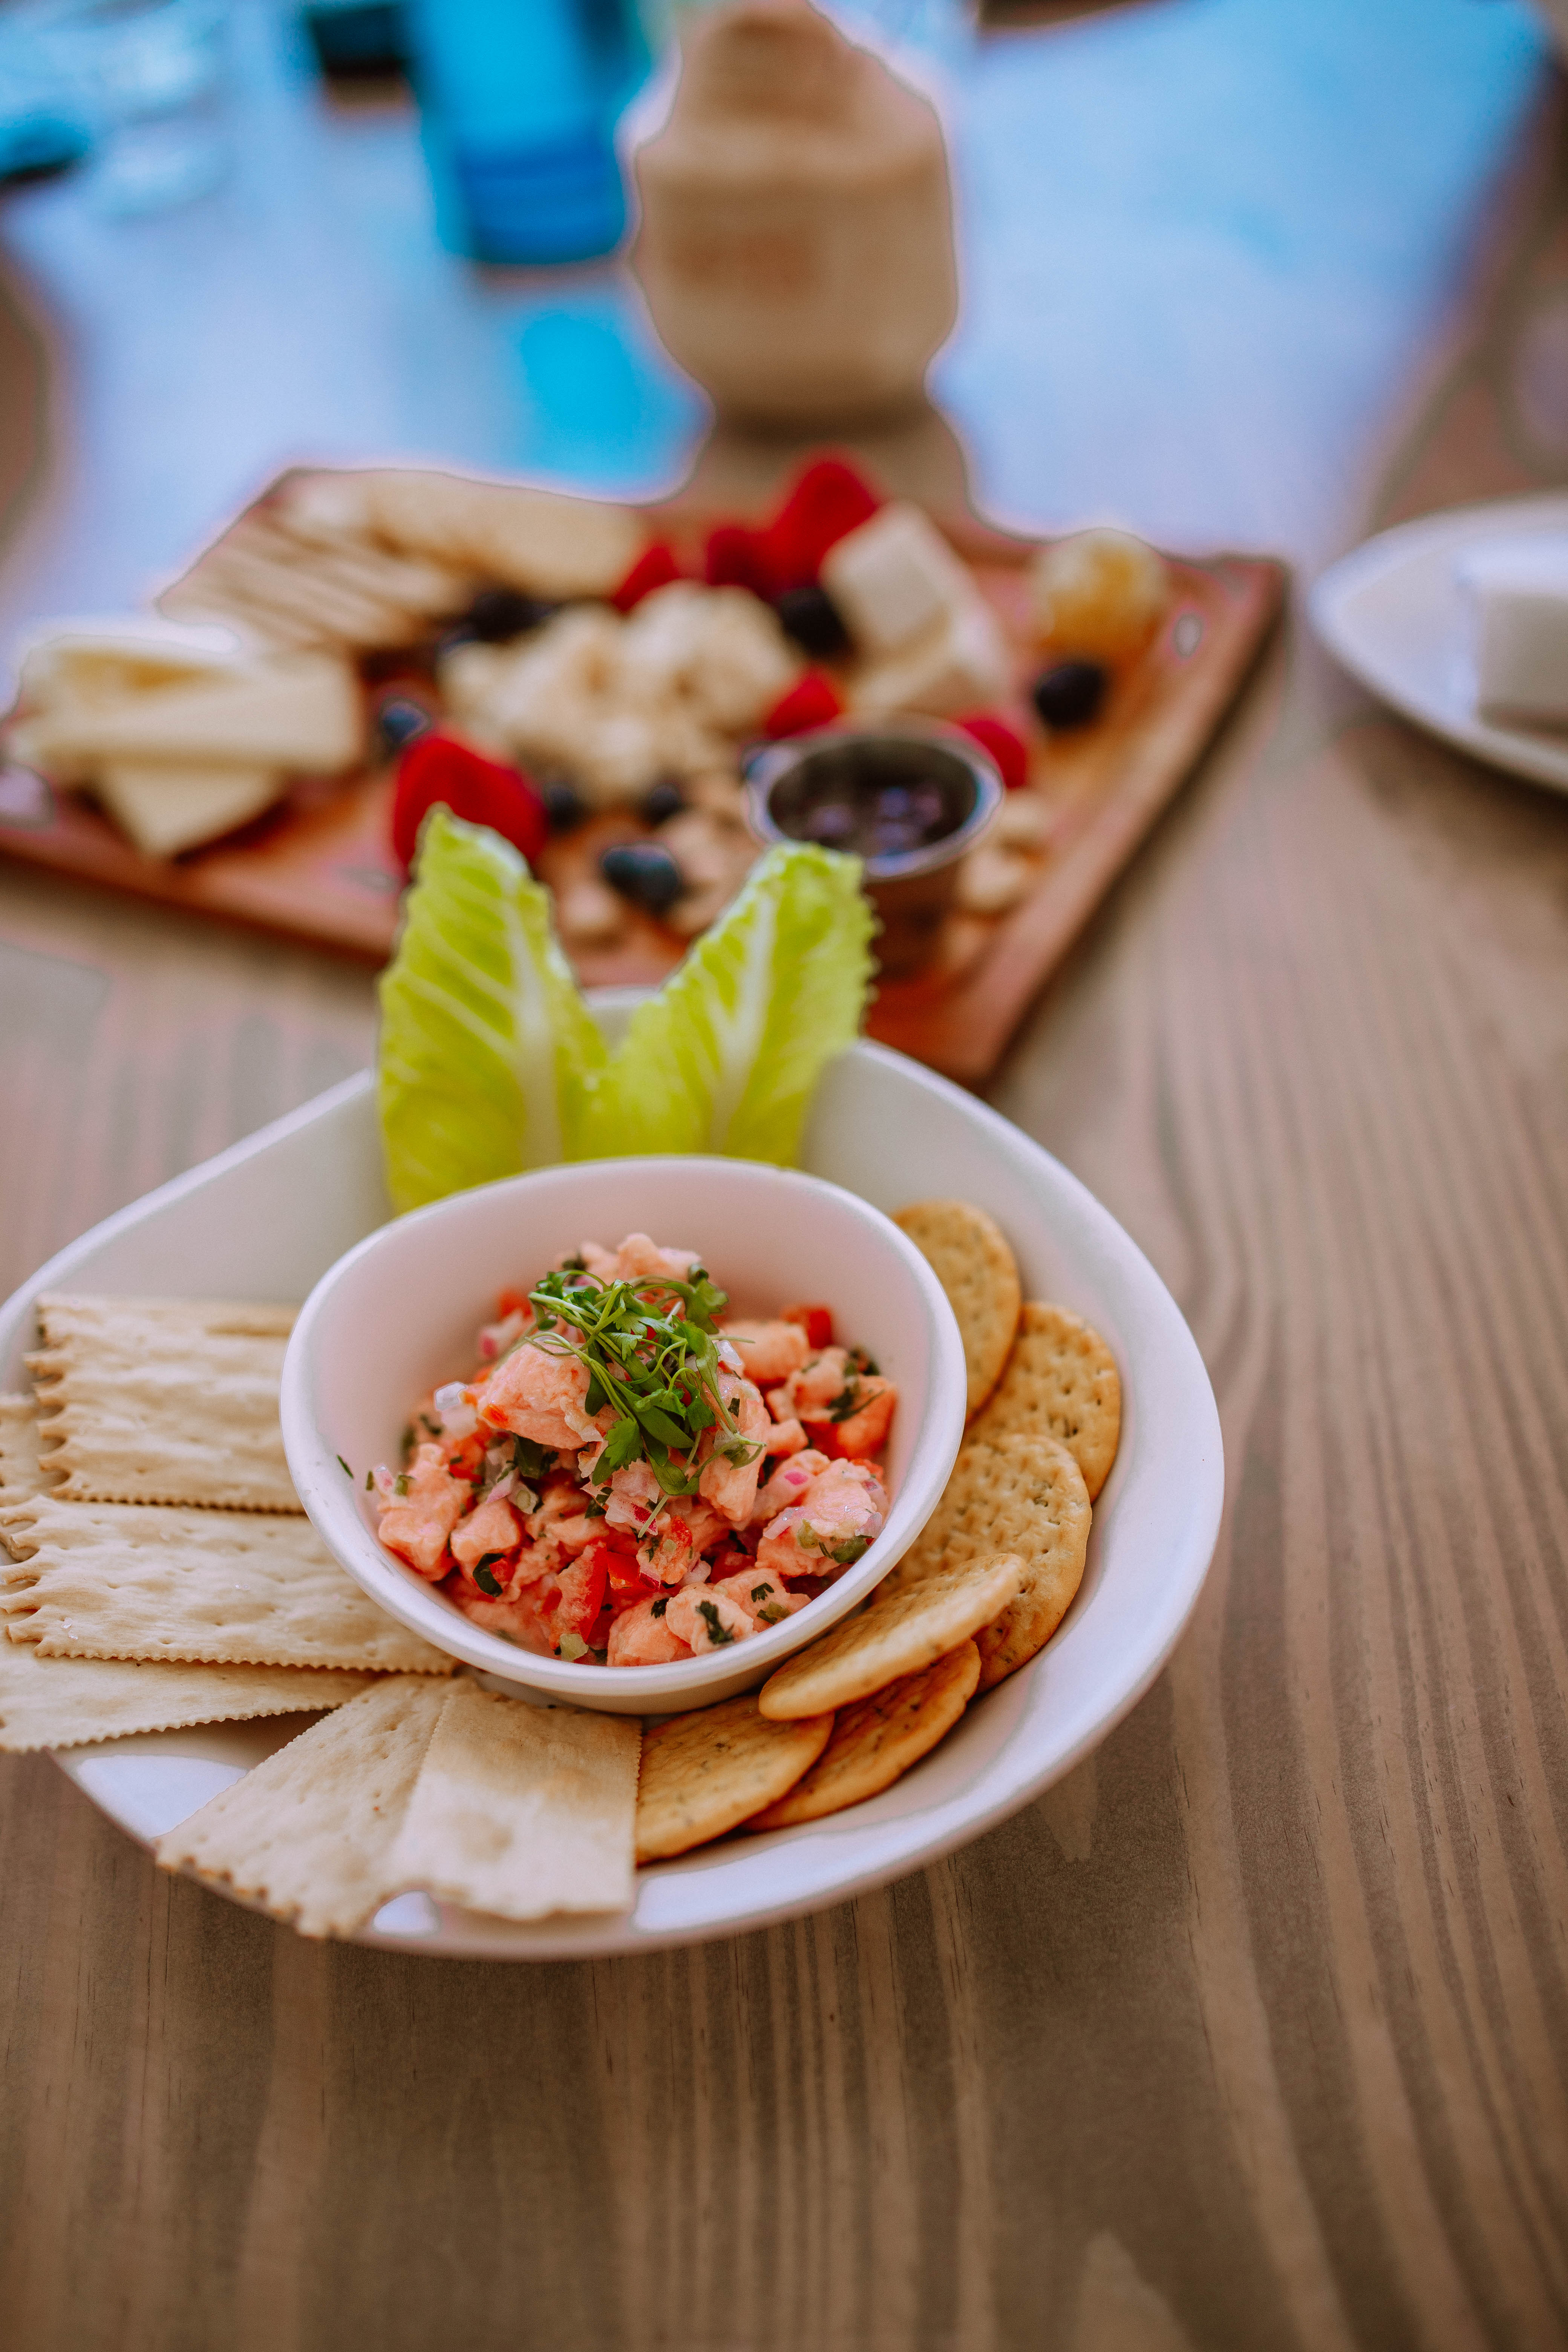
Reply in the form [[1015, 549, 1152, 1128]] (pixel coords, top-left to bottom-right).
[[0, 1017, 1223, 1958], [1309, 492, 1568, 795], [281, 1156, 968, 1713]]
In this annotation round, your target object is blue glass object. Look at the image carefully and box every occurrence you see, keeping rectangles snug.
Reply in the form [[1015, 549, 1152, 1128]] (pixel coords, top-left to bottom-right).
[[407, 0, 647, 265]]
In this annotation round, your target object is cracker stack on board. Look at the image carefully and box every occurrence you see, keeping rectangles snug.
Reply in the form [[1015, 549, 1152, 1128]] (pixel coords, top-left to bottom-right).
[[0, 1202, 1122, 1938]]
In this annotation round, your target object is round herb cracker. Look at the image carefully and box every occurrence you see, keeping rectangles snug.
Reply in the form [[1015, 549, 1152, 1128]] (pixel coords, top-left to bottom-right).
[[758, 1553, 1024, 1720], [892, 1200, 1021, 1419], [968, 1301, 1120, 1500], [882, 1429, 1091, 1689], [635, 1692, 832, 1862], [747, 1639, 980, 1830]]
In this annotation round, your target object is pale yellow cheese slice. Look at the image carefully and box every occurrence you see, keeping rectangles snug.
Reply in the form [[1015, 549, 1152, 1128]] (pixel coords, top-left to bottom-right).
[[93, 761, 282, 857]]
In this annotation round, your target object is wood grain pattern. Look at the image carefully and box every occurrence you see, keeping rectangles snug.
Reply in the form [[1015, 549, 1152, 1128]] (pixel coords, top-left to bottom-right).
[[5, 29, 1568, 2352]]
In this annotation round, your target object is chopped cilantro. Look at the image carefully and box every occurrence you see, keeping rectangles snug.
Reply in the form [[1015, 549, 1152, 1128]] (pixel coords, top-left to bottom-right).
[[364, 1471, 373, 1491], [511, 1436, 551, 1481], [826, 1380, 863, 1424], [758, 1604, 786, 1624], [392, 1471, 410, 1498], [473, 1557, 504, 1597], [336, 1455, 352, 1478], [848, 1349, 879, 1378], [828, 1533, 870, 1567], [583, 1498, 606, 1519], [697, 1599, 735, 1647], [651, 1596, 668, 1619], [750, 1583, 772, 1603]]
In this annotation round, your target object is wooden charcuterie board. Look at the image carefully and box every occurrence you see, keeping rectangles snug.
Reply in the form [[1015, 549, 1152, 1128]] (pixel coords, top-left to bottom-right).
[[0, 490, 1283, 1083]]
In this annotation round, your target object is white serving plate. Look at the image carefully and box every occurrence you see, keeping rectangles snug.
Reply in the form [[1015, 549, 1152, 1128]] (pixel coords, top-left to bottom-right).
[[1309, 492, 1568, 794], [0, 1029, 1223, 1958]]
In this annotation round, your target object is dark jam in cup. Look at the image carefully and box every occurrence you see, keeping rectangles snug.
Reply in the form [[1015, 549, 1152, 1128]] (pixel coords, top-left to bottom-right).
[[749, 726, 1001, 975], [763, 733, 982, 861]]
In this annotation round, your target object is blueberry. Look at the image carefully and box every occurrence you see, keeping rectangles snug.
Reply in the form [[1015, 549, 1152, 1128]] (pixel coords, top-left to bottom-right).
[[640, 777, 686, 827], [372, 696, 435, 758], [542, 778, 589, 832], [1031, 659, 1108, 729], [775, 584, 851, 659], [600, 840, 684, 916], [462, 587, 557, 643]]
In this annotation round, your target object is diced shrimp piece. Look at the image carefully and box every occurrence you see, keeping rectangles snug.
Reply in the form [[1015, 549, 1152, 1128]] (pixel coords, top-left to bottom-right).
[[757, 1459, 887, 1579], [640, 1498, 729, 1585], [375, 1443, 470, 1578], [542, 1550, 609, 1649], [750, 1448, 833, 1525], [449, 1491, 523, 1574], [665, 1586, 754, 1654], [829, 1376, 897, 1461], [699, 1373, 772, 1528], [712, 1566, 809, 1629], [459, 1592, 542, 1648], [773, 1347, 850, 1422], [718, 1318, 810, 1386], [763, 1418, 808, 1457], [605, 1459, 663, 1535], [606, 1596, 692, 1666], [603, 1232, 700, 1285], [477, 1341, 596, 1450]]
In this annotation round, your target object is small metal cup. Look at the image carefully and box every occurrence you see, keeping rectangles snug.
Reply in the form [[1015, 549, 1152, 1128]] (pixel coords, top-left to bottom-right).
[[746, 719, 1003, 976]]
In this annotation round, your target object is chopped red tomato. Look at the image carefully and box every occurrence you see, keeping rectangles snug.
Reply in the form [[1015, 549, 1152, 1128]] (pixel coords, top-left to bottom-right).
[[548, 1549, 609, 1647], [782, 1303, 834, 1350], [495, 1286, 531, 1318]]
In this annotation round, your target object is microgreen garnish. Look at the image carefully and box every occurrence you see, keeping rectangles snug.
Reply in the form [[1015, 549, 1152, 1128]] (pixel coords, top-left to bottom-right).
[[473, 1557, 504, 1597], [336, 1455, 352, 1478], [527, 1266, 758, 1499]]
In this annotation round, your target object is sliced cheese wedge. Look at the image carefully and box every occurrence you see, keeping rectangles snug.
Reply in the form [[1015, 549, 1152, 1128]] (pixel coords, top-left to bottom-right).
[[94, 761, 282, 858], [38, 652, 364, 771]]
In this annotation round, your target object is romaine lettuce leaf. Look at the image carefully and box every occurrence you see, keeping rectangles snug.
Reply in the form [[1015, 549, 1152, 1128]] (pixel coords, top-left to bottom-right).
[[597, 842, 873, 1162], [377, 807, 608, 1212]]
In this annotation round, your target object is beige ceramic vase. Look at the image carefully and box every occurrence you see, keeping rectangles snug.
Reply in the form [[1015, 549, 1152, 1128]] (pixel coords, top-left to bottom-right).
[[631, 0, 959, 430]]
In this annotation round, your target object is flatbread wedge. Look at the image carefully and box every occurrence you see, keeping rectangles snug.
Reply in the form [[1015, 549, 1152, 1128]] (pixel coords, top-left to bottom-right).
[[157, 1676, 452, 1937]]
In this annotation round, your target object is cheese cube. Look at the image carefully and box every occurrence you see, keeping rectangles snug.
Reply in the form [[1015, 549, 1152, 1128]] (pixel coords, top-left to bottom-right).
[[1459, 541, 1568, 722], [821, 503, 974, 658], [850, 595, 1012, 719], [94, 761, 282, 858]]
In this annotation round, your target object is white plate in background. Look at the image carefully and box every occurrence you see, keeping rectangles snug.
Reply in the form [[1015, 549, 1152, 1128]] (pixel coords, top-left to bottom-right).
[[0, 1024, 1223, 1958], [1309, 492, 1568, 794]]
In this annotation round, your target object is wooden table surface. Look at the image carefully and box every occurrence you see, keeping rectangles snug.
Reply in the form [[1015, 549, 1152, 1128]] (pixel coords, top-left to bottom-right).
[[4, 5, 1568, 2347]]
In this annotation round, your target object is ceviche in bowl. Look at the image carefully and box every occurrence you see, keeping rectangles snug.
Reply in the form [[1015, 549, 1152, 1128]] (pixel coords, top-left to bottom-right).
[[281, 1156, 968, 1713]]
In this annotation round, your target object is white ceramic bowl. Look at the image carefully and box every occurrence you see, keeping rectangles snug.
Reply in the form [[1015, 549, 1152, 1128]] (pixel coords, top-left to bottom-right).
[[0, 1027, 1223, 1957], [280, 1156, 968, 1713]]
